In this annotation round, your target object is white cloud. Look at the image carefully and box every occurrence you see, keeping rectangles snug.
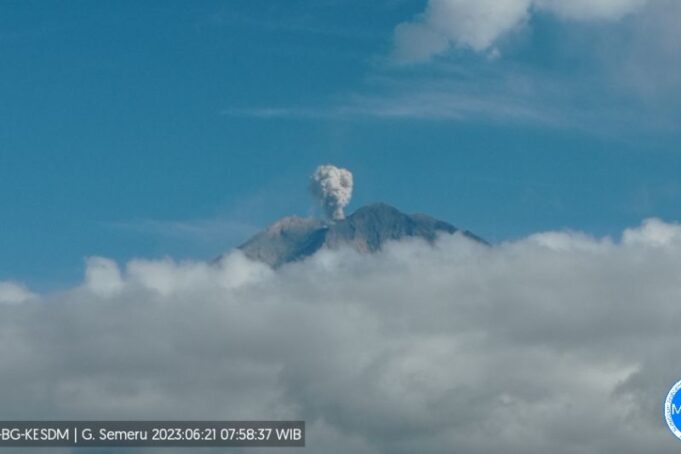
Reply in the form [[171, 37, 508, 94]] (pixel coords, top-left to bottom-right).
[[394, 0, 656, 62], [1, 220, 681, 452], [623, 218, 681, 246], [0, 281, 35, 304], [606, 0, 681, 103], [394, 0, 530, 61], [538, 0, 651, 20], [83, 257, 125, 297]]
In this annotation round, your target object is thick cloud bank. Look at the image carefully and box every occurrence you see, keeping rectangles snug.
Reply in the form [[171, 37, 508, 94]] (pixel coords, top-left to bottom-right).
[[394, 0, 655, 62], [2, 218, 681, 453]]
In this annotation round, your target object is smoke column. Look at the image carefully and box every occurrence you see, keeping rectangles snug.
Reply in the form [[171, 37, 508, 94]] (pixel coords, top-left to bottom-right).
[[310, 165, 353, 220]]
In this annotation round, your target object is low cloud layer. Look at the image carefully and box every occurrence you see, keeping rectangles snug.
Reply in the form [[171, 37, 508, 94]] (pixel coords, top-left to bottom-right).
[[2, 219, 681, 452], [394, 0, 655, 62]]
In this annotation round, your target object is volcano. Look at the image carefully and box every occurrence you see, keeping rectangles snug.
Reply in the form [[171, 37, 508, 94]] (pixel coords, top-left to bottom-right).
[[232, 203, 486, 268]]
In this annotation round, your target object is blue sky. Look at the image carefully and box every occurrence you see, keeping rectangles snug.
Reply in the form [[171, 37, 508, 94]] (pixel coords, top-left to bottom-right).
[[1, 0, 680, 289]]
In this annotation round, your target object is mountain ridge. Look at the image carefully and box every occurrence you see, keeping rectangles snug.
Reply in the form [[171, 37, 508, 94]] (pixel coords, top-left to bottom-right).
[[234, 203, 486, 268]]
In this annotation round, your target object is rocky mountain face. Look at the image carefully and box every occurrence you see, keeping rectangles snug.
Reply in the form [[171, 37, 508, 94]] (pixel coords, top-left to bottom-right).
[[236, 203, 485, 267]]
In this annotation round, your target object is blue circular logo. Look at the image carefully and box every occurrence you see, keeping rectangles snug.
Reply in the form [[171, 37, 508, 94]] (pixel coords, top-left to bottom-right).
[[665, 379, 681, 440]]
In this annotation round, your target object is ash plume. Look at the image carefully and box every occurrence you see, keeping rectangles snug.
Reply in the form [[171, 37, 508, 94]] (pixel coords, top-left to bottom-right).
[[310, 165, 353, 221]]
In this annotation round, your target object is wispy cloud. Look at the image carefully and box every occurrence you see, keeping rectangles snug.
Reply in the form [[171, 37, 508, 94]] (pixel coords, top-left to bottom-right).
[[107, 218, 257, 245], [221, 80, 564, 126], [221, 106, 329, 119], [221, 66, 663, 134]]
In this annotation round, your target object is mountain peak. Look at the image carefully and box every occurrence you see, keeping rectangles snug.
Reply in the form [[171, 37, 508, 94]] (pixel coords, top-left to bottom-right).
[[352, 202, 401, 215], [236, 203, 485, 267]]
